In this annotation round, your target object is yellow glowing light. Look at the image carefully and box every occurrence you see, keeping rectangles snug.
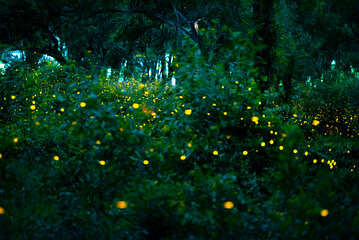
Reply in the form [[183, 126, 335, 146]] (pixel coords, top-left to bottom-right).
[[30, 105, 36, 110], [96, 140, 101, 145], [61, 108, 64, 112], [223, 112, 228, 115], [0, 153, 2, 158], [54, 156, 59, 161], [279, 146, 284, 150], [132, 103, 140, 109], [320, 209, 329, 217], [80, 102, 86, 107], [261, 142, 265, 147], [13, 138, 18, 143], [312, 120, 320, 126], [0, 207, 5, 214], [116, 201, 127, 209], [224, 201, 234, 209], [11, 95, 16, 99], [269, 140, 274, 144], [143, 160, 149, 165], [293, 149, 298, 154], [180, 155, 186, 160], [313, 159, 317, 163], [243, 151, 248, 155], [252, 116, 259, 123], [185, 109, 192, 115], [305, 151, 308, 156], [99, 160, 106, 165], [213, 151, 219, 156]]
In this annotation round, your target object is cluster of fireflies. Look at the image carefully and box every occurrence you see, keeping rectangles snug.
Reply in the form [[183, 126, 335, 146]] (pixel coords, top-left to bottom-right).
[[1, 65, 357, 223]]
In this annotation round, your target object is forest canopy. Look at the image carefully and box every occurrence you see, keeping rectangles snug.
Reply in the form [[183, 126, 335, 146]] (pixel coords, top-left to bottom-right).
[[2, 0, 359, 82]]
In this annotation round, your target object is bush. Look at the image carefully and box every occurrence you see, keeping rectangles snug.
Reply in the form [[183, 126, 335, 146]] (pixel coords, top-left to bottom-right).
[[1, 28, 359, 239]]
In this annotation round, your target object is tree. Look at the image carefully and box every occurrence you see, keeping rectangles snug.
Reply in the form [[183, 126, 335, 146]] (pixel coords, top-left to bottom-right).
[[252, 0, 279, 92], [1, 0, 252, 75], [0, 0, 67, 65]]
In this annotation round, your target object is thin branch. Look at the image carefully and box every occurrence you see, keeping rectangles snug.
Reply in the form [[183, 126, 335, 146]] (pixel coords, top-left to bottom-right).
[[19, 47, 67, 64], [63, 7, 198, 44], [170, 3, 195, 31], [171, 0, 180, 23], [152, 13, 196, 43], [171, 3, 189, 22]]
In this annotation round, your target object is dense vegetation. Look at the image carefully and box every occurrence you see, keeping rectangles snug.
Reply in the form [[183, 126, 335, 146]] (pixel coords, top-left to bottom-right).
[[1, 0, 359, 239]]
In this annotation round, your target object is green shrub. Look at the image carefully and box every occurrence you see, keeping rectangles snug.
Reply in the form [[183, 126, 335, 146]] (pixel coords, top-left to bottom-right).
[[1, 27, 359, 239]]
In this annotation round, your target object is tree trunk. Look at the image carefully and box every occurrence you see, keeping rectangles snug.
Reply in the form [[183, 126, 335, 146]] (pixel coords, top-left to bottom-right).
[[25, 51, 42, 68], [168, 54, 174, 81], [282, 55, 296, 103], [160, 54, 167, 80], [253, 0, 277, 92]]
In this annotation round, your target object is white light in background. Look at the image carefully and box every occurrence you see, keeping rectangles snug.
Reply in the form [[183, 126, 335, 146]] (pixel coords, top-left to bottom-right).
[[331, 60, 336, 70], [0, 63, 5, 75]]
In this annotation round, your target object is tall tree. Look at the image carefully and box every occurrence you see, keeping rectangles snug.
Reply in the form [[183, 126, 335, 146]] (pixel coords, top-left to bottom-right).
[[0, 0, 67, 64], [253, 0, 278, 91]]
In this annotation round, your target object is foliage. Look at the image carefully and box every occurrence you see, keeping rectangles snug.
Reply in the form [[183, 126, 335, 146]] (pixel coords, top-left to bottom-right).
[[1, 26, 359, 240], [295, 68, 359, 138]]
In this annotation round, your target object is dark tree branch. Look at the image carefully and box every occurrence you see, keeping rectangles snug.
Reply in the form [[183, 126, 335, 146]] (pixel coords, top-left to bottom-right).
[[63, 7, 198, 44], [107, 8, 197, 43], [171, 0, 180, 23], [151, 12, 196, 43], [21, 47, 67, 65]]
